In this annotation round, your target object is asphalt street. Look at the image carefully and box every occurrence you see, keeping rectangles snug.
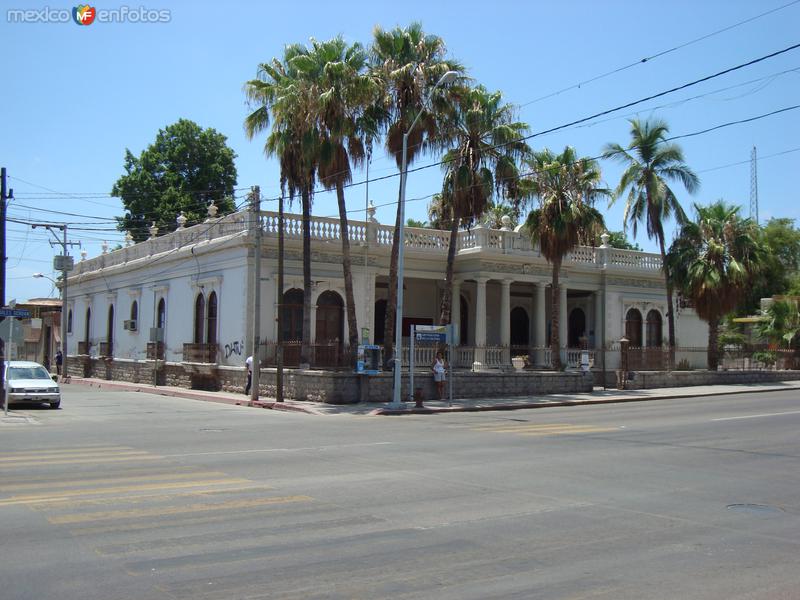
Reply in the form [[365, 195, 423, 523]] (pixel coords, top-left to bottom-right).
[[1, 385, 799, 599]]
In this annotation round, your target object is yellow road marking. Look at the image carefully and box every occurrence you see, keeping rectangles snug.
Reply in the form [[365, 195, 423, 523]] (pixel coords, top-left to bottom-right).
[[0, 471, 232, 493], [0, 478, 255, 506], [26, 485, 278, 510], [518, 427, 616, 436], [470, 423, 616, 435], [48, 495, 313, 524], [0, 445, 130, 455], [0, 455, 162, 468], [0, 449, 147, 462]]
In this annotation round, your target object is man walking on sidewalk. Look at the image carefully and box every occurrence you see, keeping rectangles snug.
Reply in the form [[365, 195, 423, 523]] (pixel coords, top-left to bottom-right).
[[244, 355, 253, 395]]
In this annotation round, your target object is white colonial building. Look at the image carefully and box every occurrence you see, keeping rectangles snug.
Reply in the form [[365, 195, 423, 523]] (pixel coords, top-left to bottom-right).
[[62, 203, 708, 388]]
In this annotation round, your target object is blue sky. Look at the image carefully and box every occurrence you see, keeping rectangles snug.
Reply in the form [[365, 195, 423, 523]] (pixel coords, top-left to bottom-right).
[[3, 0, 800, 302]]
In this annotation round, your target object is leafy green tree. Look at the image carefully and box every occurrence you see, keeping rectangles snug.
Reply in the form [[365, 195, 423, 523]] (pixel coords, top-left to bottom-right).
[[406, 218, 429, 228], [756, 299, 800, 347], [436, 85, 529, 327], [245, 44, 321, 366], [112, 119, 237, 241], [523, 147, 606, 369], [666, 201, 765, 370], [370, 22, 464, 363], [739, 218, 800, 314], [603, 117, 699, 361], [602, 230, 642, 251]]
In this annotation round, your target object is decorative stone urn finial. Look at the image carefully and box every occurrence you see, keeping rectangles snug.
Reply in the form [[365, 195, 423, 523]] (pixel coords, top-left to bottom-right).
[[176, 211, 187, 229], [207, 201, 218, 219], [500, 215, 512, 231], [80, 249, 88, 261], [125, 231, 134, 247], [367, 201, 377, 222], [149, 222, 159, 239], [101, 240, 109, 254], [600, 232, 610, 248]]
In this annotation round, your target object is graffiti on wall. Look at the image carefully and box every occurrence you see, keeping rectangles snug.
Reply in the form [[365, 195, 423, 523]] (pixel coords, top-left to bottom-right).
[[224, 339, 246, 359]]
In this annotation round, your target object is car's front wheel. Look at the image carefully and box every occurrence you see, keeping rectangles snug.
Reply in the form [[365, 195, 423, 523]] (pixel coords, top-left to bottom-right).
[[49, 401, 61, 409]]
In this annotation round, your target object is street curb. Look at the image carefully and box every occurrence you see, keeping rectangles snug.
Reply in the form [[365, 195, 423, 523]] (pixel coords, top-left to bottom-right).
[[370, 385, 800, 415]]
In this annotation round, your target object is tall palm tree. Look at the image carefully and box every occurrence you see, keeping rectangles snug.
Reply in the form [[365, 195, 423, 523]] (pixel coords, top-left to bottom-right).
[[523, 147, 607, 370], [436, 85, 529, 327], [666, 201, 764, 370], [603, 118, 700, 363], [245, 43, 320, 367], [370, 22, 464, 364], [294, 37, 381, 365]]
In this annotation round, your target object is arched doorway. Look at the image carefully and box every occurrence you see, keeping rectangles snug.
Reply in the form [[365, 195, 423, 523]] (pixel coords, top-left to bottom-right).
[[625, 308, 643, 347], [316, 291, 344, 367], [157, 298, 166, 329], [84, 307, 91, 351], [510, 306, 529, 348], [374, 299, 387, 344], [568, 308, 586, 347], [646, 310, 662, 347], [281, 289, 304, 367]]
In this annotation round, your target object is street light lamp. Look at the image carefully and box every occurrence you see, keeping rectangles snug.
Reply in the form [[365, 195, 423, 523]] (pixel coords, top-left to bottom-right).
[[33, 272, 66, 380], [391, 70, 458, 409]]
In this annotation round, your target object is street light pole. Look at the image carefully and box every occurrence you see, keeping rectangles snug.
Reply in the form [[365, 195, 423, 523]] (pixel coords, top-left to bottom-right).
[[391, 70, 458, 409]]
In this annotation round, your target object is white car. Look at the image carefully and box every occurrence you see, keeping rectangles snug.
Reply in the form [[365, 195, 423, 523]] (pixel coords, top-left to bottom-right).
[[5, 361, 61, 409]]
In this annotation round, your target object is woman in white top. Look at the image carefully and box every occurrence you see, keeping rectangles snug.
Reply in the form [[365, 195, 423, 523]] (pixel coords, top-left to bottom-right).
[[432, 352, 447, 400]]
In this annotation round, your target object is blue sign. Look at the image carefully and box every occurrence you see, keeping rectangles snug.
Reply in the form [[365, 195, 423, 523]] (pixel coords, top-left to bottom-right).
[[415, 332, 447, 343], [0, 308, 31, 319]]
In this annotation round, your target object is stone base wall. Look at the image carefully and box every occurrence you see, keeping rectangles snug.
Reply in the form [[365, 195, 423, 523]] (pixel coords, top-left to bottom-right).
[[67, 356, 191, 388], [621, 369, 800, 389], [220, 367, 592, 404]]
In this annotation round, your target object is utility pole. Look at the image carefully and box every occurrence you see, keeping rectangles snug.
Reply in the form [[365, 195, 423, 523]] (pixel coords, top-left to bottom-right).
[[33, 223, 80, 381], [250, 186, 261, 403], [276, 193, 284, 402], [1, 168, 12, 405]]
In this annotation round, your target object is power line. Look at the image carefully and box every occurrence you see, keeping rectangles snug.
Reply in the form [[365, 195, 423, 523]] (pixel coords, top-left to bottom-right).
[[696, 146, 800, 173], [518, 0, 800, 108]]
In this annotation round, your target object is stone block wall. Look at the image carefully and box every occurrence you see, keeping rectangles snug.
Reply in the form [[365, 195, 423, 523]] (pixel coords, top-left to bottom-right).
[[623, 369, 800, 389]]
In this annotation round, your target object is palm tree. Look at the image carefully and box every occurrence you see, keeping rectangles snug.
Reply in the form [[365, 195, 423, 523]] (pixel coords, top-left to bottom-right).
[[666, 201, 764, 370], [294, 37, 381, 365], [523, 147, 607, 369], [370, 22, 464, 364], [603, 118, 700, 364], [436, 85, 529, 327], [245, 43, 320, 367]]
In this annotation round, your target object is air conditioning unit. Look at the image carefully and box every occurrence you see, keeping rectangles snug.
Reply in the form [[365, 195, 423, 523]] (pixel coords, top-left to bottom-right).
[[123, 319, 138, 331]]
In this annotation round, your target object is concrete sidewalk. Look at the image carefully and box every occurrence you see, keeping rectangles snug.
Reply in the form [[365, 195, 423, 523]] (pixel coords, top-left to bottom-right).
[[63, 376, 800, 416]]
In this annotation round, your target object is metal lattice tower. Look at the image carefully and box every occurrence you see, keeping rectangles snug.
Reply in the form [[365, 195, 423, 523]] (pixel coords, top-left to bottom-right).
[[750, 146, 759, 225]]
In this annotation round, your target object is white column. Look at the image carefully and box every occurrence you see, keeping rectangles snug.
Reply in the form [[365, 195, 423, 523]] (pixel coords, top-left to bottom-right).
[[559, 284, 568, 364], [500, 279, 512, 365], [451, 280, 461, 345], [472, 277, 488, 371], [594, 290, 603, 349], [534, 282, 546, 366]]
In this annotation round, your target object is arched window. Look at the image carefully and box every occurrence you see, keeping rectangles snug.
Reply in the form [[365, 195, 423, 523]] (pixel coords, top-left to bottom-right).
[[67, 309, 73, 334], [625, 308, 643, 347], [646, 310, 663, 347], [206, 292, 218, 345], [107, 305, 114, 346], [568, 308, 586, 348], [194, 294, 205, 344], [130, 300, 138, 323], [316, 291, 344, 344], [282, 289, 304, 342], [84, 307, 91, 347], [157, 298, 166, 329]]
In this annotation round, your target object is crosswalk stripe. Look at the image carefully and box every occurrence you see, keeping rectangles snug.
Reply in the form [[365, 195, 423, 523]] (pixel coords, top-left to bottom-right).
[[0, 478, 256, 506], [469, 423, 617, 436], [0, 450, 150, 463], [47, 495, 314, 525], [0, 455, 162, 468], [0, 471, 232, 493], [1, 445, 129, 455]]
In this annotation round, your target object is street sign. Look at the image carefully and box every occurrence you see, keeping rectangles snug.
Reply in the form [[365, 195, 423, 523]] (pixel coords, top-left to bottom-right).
[[414, 324, 450, 344], [0, 308, 31, 319]]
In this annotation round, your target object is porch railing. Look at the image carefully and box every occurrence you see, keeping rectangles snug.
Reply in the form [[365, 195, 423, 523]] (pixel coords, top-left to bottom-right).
[[182, 343, 219, 364]]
